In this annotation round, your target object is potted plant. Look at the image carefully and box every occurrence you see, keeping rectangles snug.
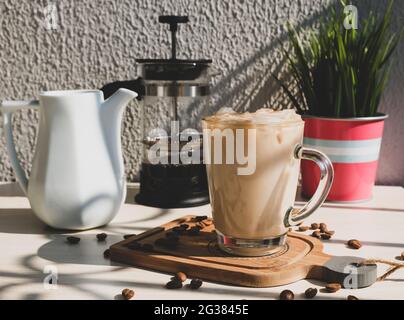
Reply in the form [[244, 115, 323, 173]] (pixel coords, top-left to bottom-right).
[[274, 1, 403, 202]]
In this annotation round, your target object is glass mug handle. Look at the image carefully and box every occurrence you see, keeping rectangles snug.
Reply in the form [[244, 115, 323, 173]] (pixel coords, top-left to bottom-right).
[[284, 145, 334, 227]]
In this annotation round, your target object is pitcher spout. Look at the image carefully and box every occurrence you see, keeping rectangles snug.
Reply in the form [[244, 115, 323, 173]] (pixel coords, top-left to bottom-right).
[[101, 88, 138, 118], [100, 88, 137, 185]]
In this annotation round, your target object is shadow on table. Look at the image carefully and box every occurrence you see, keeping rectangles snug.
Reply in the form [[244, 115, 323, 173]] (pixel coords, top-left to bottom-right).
[[0, 254, 126, 299], [0, 208, 71, 235], [0, 183, 25, 197], [37, 234, 127, 266], [0, 201, 170, 235], [320, 203, 404, 213], [325, 238, 404, 248]]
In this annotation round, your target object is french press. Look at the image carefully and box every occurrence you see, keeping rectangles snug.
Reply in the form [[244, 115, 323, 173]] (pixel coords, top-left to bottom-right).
[[102, 15, 213, 208]]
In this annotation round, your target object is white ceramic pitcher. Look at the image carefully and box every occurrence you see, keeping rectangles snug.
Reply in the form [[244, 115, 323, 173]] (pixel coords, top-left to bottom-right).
[[1, 89, 137, 230]]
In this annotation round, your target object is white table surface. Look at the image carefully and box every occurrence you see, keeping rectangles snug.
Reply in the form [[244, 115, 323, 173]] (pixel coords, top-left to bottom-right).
[[0, 182, 403, 300]]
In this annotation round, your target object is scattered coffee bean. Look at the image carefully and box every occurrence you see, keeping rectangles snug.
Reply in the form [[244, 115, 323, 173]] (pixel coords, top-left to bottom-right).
[[304, 287, 318, 299], [123, 234, 136, 239], [195, 215, 208, 222], [324, 230, 335, 236], [321, 233, 331, 240], [325, 283, 341, 293], [121, 288, 135, 300], [166, 231, 178, 239], [195, 222, 206, 229], [187, 226, 200, 236], [175, 272, 187, 283], [298, 226, 310, 232], [172, 226, 186, 235], [347, 295, 359, 300], [310, 223, 319, 230], [155, 237, 178, 249], [319, 223, 327, 232], [347, 239, 362, 249], [311, 230, 321, 238], [142, 243, 154, 251], [96, 233, 107, 241], [189, 279, 203, 290], [279, 289, 294, 300], [166, 279, 183, 289], [127, 241, 142, 250], [103, 249, 110, 259], [66, 236, 80, 244]]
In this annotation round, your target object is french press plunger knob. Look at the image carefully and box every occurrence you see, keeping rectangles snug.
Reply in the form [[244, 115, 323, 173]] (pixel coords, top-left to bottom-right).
[[158, 15, 189, 60]]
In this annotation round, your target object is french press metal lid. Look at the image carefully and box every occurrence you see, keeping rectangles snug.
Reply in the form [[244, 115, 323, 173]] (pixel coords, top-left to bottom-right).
[[136, 16, 212, 99]]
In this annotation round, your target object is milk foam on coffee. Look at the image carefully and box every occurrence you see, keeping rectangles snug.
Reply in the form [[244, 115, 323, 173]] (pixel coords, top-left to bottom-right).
[[203, 108, 304, 239], [206, 108, 302, 125]]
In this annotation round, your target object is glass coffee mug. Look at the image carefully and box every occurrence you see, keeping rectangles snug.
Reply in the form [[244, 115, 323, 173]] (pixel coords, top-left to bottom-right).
[[202, 109, 333, 256]]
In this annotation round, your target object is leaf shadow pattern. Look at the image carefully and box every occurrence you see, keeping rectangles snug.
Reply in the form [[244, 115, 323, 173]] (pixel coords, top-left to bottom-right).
[[181, 3, 337, 130], [0, 254, 127, 299]]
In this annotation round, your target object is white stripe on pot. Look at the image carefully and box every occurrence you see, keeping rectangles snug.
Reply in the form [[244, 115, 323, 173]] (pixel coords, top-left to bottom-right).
[[303, 137, 382, 163]]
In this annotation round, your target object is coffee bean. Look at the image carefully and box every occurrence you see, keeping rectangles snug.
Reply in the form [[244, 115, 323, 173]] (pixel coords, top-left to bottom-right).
[[347, 239, 362, 249], [195, 215, 208, 222], [298, 226, 310, 232], [166, 231, 178, 239], [311, 230, 321, 238], [175, 272, 187, 283], [103, 249, 110, 259], [66, 236, 80, 244], [347, 295, 359, 300], [310, 223, 319, 230], [121, 288, 135, 300], [127, 241, 142, 250], [304, 287, 318, 299], [319, 223, 327, 232], [123, 234, 136, 239], [172, 226, 186, 235], [187, 226, 200, 236], [279, 289, 294, 300], [96, 233, 107, 241], [155, 238, 178, 249], [189, 279, 203, 290], [321, 233, 331, 240], [195, 222, 206, 229], [325, 283, 341, 293], [142, 243, 154, 251], [166, 279, 183, 289], [324, 230, 335, 236]]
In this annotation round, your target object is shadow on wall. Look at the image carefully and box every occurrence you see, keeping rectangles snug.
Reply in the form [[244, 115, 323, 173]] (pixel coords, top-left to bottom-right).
[[187, 0, 403, 186], [183, 4, 337, 129], [354, 0, 404, 186]]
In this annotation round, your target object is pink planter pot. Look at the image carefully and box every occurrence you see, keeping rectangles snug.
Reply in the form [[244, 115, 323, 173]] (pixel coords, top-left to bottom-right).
[[301, 114, 387, 202]]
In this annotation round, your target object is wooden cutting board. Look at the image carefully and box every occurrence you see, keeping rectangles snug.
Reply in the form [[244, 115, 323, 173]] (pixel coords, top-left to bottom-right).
[[110, 215, 377, 288]]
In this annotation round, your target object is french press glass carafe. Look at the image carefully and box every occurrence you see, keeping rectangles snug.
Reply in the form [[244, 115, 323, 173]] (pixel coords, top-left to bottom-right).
[[102, 15, 212, 208]]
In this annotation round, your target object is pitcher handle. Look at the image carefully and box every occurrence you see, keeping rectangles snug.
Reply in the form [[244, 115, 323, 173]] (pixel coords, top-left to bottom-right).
[[1, 100, 40, 195], [284, 145, 334, 227]]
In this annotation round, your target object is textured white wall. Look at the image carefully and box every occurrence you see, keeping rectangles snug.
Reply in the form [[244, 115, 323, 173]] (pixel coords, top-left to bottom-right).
[[0, 0, 402, 185]]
